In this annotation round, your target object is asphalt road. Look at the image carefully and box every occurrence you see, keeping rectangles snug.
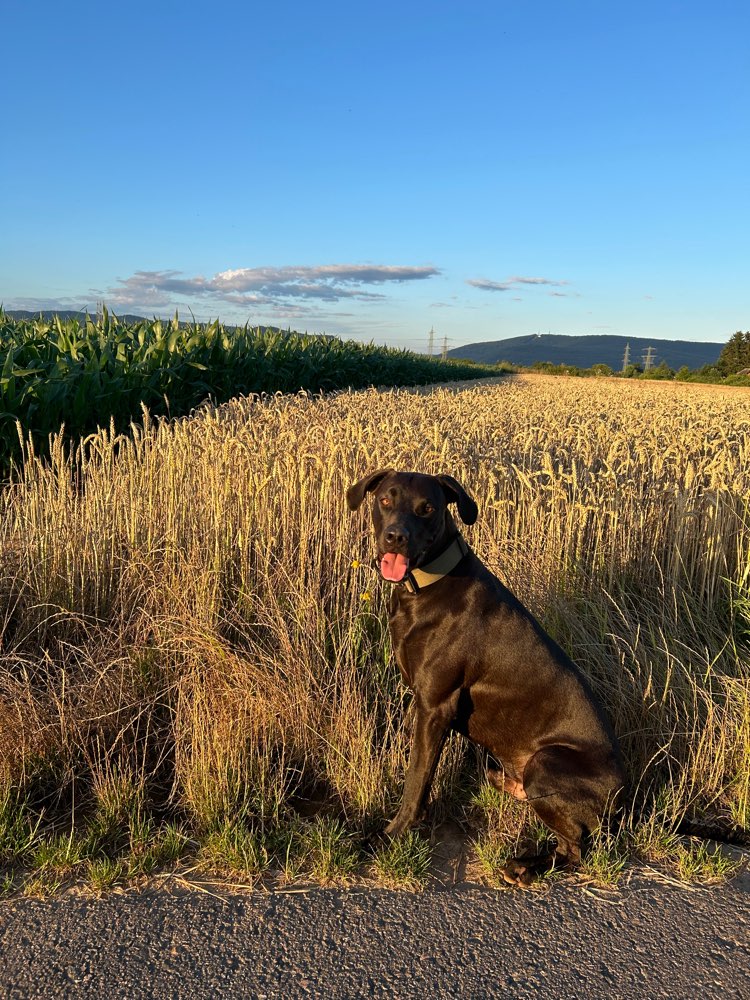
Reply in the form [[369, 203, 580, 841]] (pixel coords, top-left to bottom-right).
[[1, 867, 749, 999]]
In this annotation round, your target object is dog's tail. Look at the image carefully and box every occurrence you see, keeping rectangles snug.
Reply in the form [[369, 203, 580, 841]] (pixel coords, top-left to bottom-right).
[[675, 817, 749, 847]]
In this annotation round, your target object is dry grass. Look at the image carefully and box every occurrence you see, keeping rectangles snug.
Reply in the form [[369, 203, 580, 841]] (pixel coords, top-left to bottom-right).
[[1, 374, 749, 887]]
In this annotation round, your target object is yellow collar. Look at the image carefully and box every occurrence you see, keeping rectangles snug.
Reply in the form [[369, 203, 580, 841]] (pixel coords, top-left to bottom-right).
[[402, 535, 469, 595]]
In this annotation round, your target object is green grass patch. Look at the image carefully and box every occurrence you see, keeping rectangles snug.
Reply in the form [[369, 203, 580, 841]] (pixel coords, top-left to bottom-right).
[[670, 840, 739, 884], [299, 816, 361, 885], [579, 831, 629, 888], [0, 789, 42, 866], [199, 821, 271, 881], [472, 832, 514, 887], [31, 830, 97, 875], [87, 856, 126, 893], [372, 831, 432, 890]]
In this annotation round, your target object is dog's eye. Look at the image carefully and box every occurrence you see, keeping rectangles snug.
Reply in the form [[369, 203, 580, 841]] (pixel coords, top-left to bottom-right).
[[380, 497, 391, 507], [420, 503, 435, 516]]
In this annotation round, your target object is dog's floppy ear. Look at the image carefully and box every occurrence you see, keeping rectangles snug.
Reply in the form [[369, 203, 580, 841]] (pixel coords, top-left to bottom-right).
[[346, 468, 393, 512], [436, 474, 478, 525]]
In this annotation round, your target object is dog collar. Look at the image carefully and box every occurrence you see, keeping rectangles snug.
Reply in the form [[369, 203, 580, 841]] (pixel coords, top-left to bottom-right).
[[399, 534, 469, 595]]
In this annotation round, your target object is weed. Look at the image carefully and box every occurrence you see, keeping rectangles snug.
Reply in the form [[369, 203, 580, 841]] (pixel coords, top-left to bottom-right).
[[372, 831, 432, 890], [87, 857, 125, 893], [266, 819, 307, 883], [671, 840, 739, 884], [0, 790, 42, 865], [30, 831, 94, 875], [199, 821, 270, 881], [473, 833, 513, 887], [91, 766, 145, 834], [301, 816, 360, 885], [579, 831, 629, 887], [153, 822, 192, 865], [21, 873, 62, 898]]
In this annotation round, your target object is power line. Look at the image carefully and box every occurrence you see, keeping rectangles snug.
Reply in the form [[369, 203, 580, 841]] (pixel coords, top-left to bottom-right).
[[642, 346, 656, 371], [621, 342, 630, 372]]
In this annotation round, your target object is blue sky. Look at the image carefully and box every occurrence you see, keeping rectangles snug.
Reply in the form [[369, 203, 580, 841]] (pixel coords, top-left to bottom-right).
[[3, 1, 748, 352]]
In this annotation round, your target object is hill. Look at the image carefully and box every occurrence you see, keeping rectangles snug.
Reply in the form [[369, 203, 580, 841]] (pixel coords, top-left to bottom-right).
[[448, 334, 723, 370], [2, 311, 318, 339], [5, 309, 150, 325]]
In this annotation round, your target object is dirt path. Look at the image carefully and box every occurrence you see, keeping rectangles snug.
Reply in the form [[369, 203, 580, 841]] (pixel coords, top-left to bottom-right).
[[2, 866, 748, 999]]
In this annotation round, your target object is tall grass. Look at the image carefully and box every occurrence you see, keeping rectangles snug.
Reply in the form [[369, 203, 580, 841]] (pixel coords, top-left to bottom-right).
[[0, 375, 748, 888]]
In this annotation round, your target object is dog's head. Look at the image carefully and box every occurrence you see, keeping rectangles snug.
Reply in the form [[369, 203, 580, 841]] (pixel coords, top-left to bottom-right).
[[346, 469, 478, 583]]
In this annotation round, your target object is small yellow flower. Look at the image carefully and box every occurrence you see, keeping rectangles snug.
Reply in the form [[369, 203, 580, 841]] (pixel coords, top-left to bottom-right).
[[360, 591, 372, 602], [351, 559, 361, 569]]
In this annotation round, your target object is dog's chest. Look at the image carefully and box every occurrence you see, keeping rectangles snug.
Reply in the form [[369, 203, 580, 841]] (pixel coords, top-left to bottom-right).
[[388, 597, 464, 691]]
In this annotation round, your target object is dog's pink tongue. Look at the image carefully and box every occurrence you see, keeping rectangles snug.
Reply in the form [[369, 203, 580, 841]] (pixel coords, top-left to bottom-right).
[[380, 553, 409, 582]]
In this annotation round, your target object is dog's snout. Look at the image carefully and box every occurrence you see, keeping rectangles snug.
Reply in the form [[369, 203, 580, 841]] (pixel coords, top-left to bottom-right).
[[385, 526, 409, 549]]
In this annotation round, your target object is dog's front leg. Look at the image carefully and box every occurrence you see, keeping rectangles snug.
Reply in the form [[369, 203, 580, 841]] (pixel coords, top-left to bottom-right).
[[384, 703, 452, 838]]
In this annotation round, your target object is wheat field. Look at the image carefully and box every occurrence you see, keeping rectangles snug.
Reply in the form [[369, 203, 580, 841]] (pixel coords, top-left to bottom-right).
[[1, 374, 749, 887]]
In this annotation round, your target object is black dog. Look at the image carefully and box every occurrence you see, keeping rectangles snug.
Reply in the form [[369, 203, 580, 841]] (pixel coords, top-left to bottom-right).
[[347, 469, 625, 885]]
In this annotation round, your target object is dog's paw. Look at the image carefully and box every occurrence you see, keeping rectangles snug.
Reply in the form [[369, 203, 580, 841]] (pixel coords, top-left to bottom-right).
[[362, 823, 406, 856], [502, 860, 536, 887], [383, 817, 411, 839], [502, 852, 555, 887]]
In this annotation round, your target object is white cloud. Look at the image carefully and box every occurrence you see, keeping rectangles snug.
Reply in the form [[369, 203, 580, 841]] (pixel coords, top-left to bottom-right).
[[508, 275, 569, 287], [98, 263, 441, 312], [466, 278, 514, 292], [467, 274, 569, 293]]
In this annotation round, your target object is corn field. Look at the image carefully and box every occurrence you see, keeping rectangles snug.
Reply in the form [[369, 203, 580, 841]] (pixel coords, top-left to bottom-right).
[[0, 374, 748, 888]]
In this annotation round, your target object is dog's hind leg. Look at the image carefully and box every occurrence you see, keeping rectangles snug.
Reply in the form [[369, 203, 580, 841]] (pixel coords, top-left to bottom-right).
[[502, 745, 621, 886]]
